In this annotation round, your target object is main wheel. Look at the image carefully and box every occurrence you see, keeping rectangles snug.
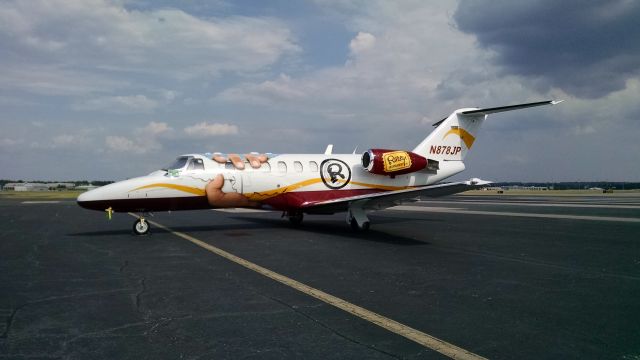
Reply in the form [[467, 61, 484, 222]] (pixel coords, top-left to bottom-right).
[[350, 217, 359, 230], [350, 217, 370, 232], [288, 211, 304, 226], [133, 218, 150, 235]]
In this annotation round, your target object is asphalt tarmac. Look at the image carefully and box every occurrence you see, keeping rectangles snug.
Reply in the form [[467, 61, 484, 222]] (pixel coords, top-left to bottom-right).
[[1, 195, 639, 359]]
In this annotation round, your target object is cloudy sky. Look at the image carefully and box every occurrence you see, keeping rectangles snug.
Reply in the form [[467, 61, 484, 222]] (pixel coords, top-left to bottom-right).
[[1, 0, 639, 181]]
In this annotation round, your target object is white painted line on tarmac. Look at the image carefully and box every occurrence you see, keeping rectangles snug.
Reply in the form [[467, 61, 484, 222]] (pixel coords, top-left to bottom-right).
[[424, 200, 640, 209], [212, 208, 269, 213], [392, 206, 640, 223], [21, 201, 61, 204], [130, 213, 487, 360]]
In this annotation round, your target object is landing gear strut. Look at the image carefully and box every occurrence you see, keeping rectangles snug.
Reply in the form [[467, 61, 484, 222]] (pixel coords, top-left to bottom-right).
[[347, 202, 370, 231], [133, 216, 150, 235]]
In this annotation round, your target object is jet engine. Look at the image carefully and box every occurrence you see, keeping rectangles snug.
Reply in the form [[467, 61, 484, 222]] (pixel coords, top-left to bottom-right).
[[361, 149, 438, 176]]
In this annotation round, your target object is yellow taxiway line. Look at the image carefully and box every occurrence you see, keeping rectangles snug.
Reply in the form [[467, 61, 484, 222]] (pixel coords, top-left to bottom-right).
[[129, 213, 487, 360]]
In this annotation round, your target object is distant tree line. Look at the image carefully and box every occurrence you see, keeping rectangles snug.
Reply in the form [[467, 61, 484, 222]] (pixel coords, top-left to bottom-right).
[[0, 179, 114, 188], [494, 182, 640, 190], [2, 179, 638, 190]]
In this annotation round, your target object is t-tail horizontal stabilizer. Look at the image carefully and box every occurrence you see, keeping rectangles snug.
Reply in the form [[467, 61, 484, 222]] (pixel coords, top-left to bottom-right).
[[459, 100, 564, 116]]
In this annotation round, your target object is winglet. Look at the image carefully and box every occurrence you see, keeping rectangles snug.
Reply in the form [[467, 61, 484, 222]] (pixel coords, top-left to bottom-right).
[[467, 178, 492, 186]]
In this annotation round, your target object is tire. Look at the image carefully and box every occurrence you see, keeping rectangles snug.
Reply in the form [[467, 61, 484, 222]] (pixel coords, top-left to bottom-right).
[[350, 217, 359, 230], [133, 218, 150, 235], [289, 212, 304, 226], [350, 218, 370, 232]]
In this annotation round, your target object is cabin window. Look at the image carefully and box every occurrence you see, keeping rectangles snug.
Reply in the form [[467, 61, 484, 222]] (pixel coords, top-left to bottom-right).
[[261, 162, 271, 172], [187, 158, 205, 171], [277, 161, 287, 173], [309, 161, 318, 172], [294, 161, 303, 173]]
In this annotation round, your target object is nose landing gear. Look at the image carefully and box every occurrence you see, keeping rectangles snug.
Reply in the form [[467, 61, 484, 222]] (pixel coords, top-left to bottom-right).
[[133, 216, 150, 235]]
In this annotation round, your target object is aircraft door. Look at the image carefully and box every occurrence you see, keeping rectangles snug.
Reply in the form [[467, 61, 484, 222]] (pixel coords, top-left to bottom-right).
[[221, 173, 243, 194]]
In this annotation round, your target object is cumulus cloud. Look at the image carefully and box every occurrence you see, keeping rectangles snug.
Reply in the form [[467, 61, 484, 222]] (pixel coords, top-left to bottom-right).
[[2, 0, 639, 181], [52, 134, 79, 146], [216, 2, 481, 115], [0, 0, 299, 95], [0, 138, 24, 147], [349, 32, 376, 55], [217, 74, 307, 105], [104, 121, 173, 154], [72, 95, 159, 113], [105, 135, 158, 154], [454, 0, 640, 98], [184, 122, 239, 137], [141, 121, 172, 136]]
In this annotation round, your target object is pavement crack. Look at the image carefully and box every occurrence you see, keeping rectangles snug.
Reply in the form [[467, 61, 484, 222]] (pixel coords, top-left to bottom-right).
[[1, 289, 132, 340], [264, 295, 402, 360], [119, 260, 129, 273], [1, 305, 24, 339], [135, 277, 147, 314], [143, 315, 191, 335]]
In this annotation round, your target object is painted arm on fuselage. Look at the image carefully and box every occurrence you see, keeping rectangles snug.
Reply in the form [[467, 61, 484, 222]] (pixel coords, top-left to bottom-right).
[[206, 152, 269, 208]]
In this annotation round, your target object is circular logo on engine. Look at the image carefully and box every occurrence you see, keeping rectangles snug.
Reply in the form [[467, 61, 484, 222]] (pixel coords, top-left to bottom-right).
[[320, 158, 351, 189]]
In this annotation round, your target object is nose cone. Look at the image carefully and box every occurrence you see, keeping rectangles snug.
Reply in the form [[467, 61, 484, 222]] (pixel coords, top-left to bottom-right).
[[77, 187, 105, 210], [76, 190, 92, 203]]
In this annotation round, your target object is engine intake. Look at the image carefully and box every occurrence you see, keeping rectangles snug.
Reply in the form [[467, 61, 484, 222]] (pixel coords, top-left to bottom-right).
[[361, 149, 436, 176]]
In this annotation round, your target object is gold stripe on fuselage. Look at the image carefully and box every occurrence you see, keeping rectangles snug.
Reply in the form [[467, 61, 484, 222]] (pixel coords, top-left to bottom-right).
[[131, 177, 414, 201], [131, 183, 206, 196]]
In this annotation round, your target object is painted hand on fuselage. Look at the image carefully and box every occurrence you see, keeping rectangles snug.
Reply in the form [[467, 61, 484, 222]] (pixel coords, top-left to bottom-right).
[[205, 153, 269, 208], [211, 152, 268, 170]]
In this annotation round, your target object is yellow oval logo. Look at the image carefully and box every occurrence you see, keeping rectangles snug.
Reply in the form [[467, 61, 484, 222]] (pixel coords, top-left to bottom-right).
[[382, 151, 412, 172]]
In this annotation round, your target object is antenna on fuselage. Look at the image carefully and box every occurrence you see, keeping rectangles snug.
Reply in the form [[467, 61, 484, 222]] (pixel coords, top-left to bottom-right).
[[324, 144, 333, 155]]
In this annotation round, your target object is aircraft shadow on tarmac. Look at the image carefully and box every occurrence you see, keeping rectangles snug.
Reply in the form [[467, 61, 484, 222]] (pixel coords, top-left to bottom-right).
[[68, 215, 432, 246], [228, 216, 431, 246]]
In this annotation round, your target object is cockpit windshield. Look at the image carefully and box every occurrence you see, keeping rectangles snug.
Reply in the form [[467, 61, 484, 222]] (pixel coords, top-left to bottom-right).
[[162, 156, 191, 171]]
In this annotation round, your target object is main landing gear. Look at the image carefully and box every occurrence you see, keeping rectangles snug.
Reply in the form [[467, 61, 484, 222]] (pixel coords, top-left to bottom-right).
[[133, 216, 150, 235], [287, 210, 304, 226], [347, 203, 370, 232]]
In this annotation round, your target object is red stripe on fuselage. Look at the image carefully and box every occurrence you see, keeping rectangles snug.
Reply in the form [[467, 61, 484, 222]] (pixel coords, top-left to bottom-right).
[[261, 188, 385, 209], [78, 189, 386, 213]]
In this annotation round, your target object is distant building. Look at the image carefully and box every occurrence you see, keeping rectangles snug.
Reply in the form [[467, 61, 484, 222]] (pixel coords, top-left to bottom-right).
[[14, 183, 49, 191], [2, 183, 23, 191], [76, 185, 99, 191], [504, 185, 549, 191]]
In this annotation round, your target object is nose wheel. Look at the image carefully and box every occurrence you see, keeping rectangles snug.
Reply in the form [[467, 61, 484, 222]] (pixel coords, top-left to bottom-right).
[[133, 217, 150, 235]]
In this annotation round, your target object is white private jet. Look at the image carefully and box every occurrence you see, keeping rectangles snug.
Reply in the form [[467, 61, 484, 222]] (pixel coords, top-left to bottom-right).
[[78, 100, 562, 235]]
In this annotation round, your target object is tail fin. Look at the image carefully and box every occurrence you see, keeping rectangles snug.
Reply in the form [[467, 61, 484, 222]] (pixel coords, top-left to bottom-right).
[[413, 100, 562, 161]]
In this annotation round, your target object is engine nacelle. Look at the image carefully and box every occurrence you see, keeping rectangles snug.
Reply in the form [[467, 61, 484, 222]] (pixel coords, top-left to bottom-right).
[[361, 149, 436, 176]]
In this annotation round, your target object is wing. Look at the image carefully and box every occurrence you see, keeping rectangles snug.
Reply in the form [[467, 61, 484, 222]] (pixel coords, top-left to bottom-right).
[[303, 178, 491, 214]]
